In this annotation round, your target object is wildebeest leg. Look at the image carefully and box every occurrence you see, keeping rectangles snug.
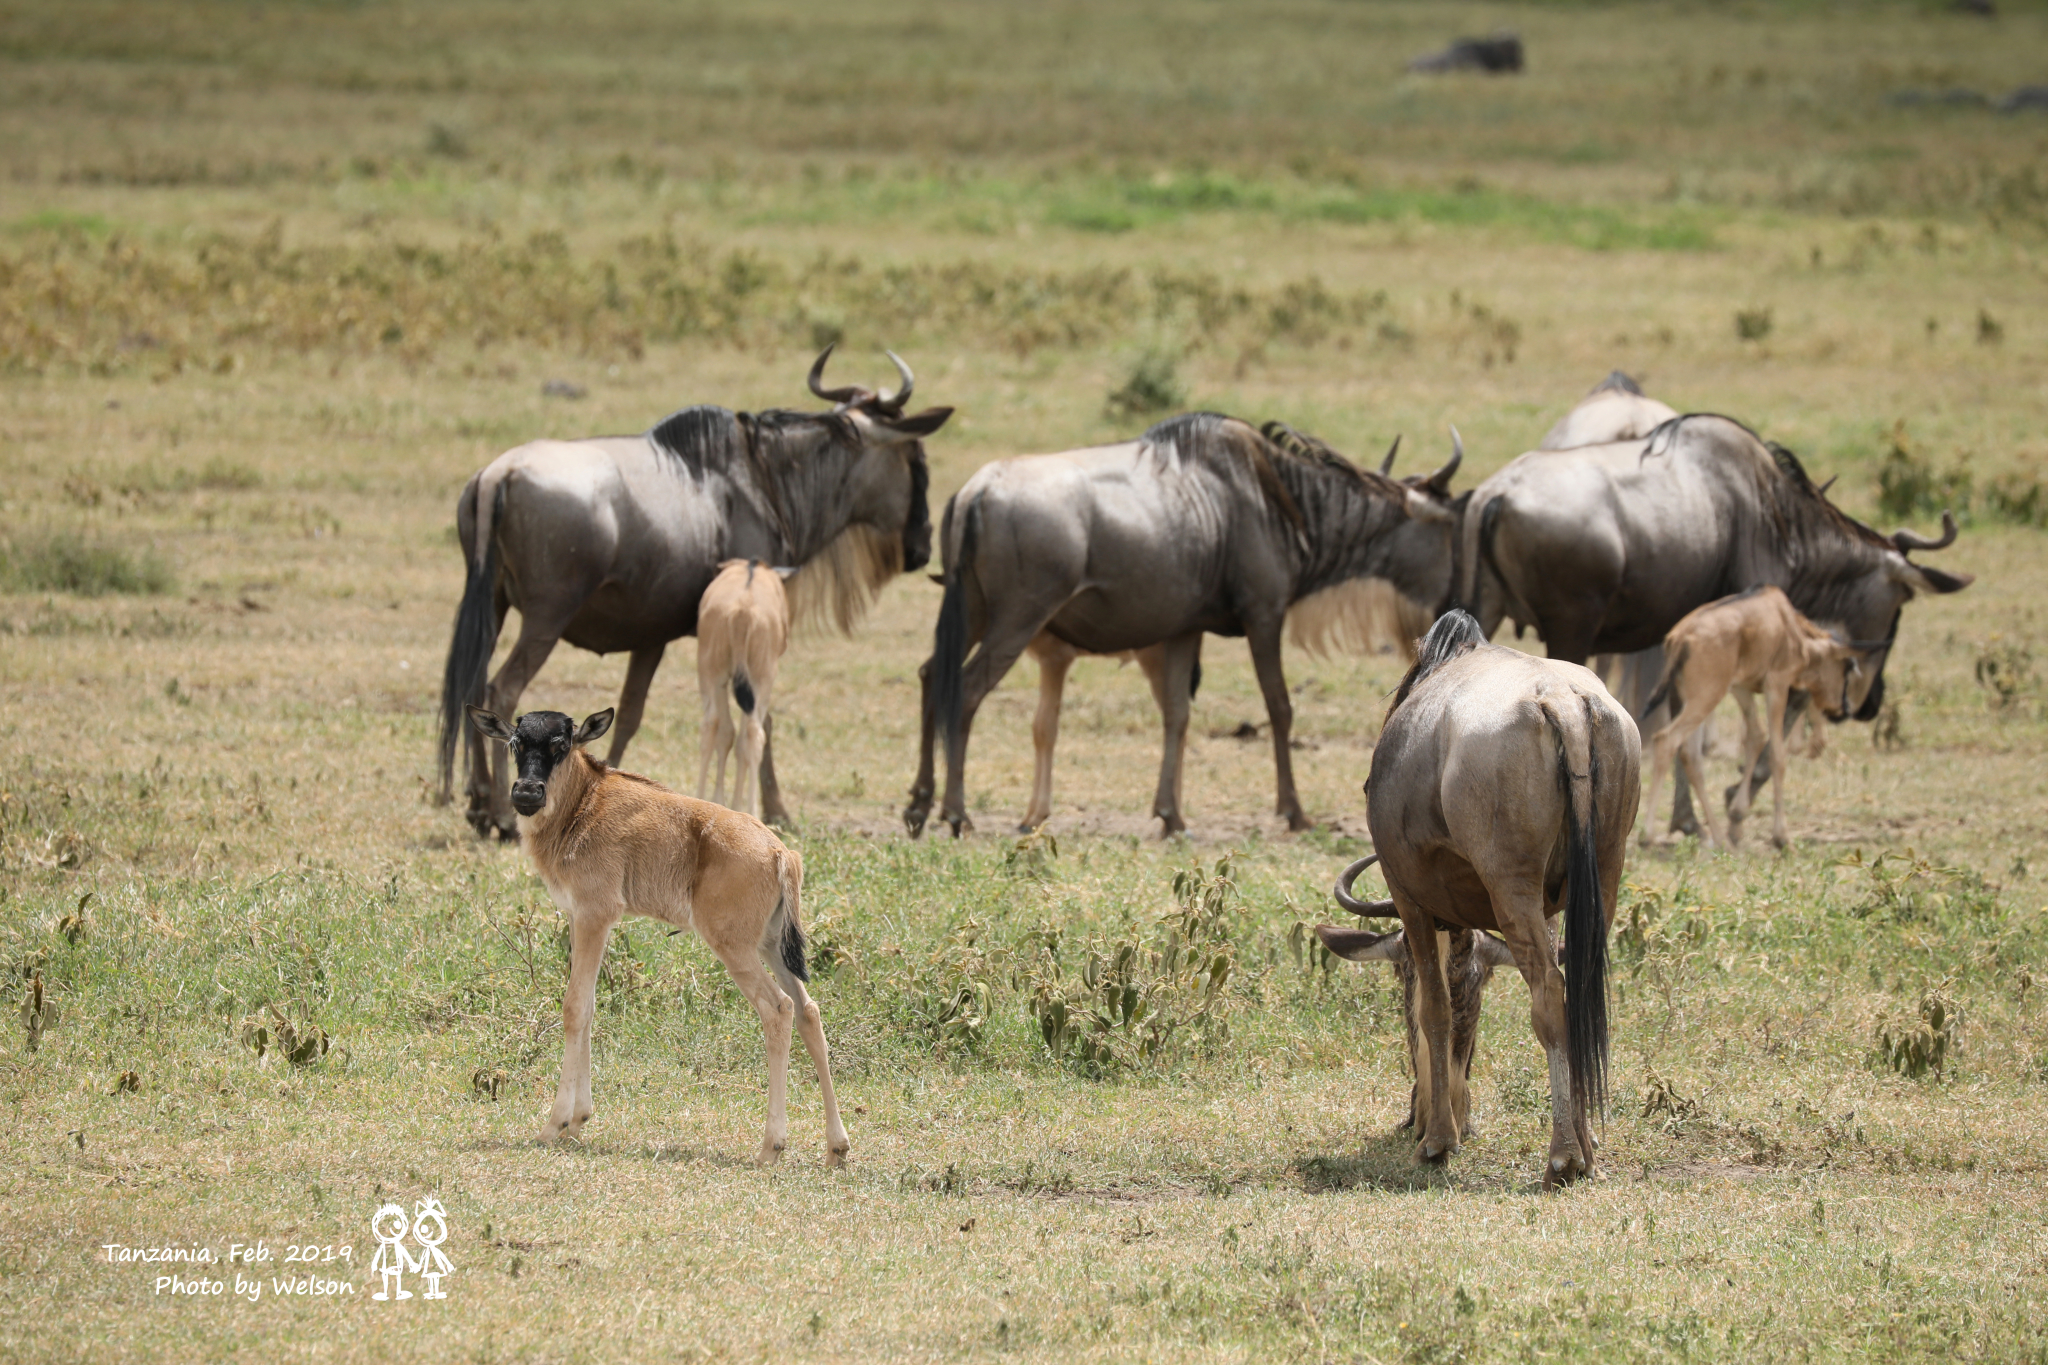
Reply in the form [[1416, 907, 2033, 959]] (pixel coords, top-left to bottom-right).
[[732, 659, 773, 820], [539, 905, 615, 1143], [1446, 928, 1481, 1139], [1762, 686, 1793, 850], [1140, 633, 1202, 835], [605, 644, 667, 771], [1021, 634, 1077, 832], [940, 626, 1039, 837], [697, 657, 733, 806], [1727, 689, 1807, 816], [773, 969, 849, 1168], [757, 716, 788, 828], [1723, 688, 1767, 845], [705, 937, 797, 1167], [462, 596, 512, 823], [1398, 906, 1460, 1163], [904, 662, 939, 837], [1246, 621, 1310, 831], [477, 608, 575, 838], [1646, 690, 1723, 849]]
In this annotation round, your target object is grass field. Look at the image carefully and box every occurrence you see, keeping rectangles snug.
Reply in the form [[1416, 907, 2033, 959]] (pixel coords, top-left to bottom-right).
[[4, 1, 2048, 1360]]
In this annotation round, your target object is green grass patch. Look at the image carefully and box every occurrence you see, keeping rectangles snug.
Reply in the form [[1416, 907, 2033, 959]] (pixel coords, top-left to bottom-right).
[[0, 532, 172, 596]]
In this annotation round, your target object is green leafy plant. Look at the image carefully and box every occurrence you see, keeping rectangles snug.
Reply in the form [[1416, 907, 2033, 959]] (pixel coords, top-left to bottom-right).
[[1104, 347, 1186, 419], [1874, 986, 1959, 1080], [1026, 854, 1241, 1075]]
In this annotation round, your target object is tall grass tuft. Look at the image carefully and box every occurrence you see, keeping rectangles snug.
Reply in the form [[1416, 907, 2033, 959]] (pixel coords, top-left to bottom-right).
[[0, 533, 173, 596]]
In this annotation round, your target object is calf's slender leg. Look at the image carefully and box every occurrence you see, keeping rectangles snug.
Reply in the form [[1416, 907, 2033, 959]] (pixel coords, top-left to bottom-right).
[[710, 944, 796, 1166], [1021, 635, 1076, 831], [1763, 687, 1793, 850], [734, 669, 772, 819], [540, 907, 615, 1142], [757, 718, 788, 828], [772, 968, 850, 1167]]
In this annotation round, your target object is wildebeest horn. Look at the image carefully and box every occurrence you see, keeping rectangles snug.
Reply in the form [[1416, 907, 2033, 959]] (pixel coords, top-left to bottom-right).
[[1892, 509, 1958, 553], [1428, 427, 1463, 494], [877, 349, 914, 413], [1379, 435, 1402, 477], [1815, 475, 1838, 497], [1333, 853, 1398, 917], [807, 342, 869, 405]]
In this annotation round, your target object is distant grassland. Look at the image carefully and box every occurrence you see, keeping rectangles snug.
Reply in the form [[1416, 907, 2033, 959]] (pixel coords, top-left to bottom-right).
[[4, 2, 2048, 1362]]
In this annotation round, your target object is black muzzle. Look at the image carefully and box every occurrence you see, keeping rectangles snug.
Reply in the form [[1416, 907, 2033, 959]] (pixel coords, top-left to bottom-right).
[[510, 780, 546, 817]]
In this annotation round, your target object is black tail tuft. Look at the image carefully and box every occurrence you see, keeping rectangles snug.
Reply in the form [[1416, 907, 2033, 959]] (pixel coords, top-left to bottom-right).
[[1189, 658, 1202, 700], [930, 498, 979, 744], [438, 487, 502, 801], [1640, 643, 1686, 721], [1559, 703, 1610, 1119], [733, 669, 756, 715], [779, 910, 809, 983]]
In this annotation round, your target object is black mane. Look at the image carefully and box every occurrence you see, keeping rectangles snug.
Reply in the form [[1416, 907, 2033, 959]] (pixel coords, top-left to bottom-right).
[[1390, 609, 1485, 711]]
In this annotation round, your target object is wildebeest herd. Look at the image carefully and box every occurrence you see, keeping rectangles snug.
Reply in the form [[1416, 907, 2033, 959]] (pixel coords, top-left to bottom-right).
[[440, 349, 1972, 1185]]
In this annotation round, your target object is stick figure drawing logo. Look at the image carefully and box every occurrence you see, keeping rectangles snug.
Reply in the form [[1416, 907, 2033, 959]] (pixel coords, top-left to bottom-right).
[[369, 1197, 457, 1302]]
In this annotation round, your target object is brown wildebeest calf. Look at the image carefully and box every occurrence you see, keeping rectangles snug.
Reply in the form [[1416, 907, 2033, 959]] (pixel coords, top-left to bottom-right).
[[1316, 853, 1517, 1136], [467, 705, 848, 1167], [696, 559, 793, 818], [1356, 609, 1638, 1185], [1639, 586, 1878, 851]]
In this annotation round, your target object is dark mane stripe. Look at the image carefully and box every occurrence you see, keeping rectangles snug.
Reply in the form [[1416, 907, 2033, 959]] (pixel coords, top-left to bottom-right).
[[1645, 413, 1894, 552], [1390, 608, 1485, 711]]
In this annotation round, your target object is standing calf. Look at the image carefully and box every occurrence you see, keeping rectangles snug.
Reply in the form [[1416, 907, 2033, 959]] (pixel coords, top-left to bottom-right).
[[1639, 586, 1878, 851], [696, 559, 793, 818], [467, 705, 848, 1167]]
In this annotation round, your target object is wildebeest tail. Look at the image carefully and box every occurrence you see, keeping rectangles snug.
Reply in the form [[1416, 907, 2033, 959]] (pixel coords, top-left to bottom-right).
[[768, 848, 809, 985], [733, 668, 756, 715], [930, 495, 980, 744], [1640, 642, 1687, 721], [438, 473, 505, 803], [1546, 697, 1610, 1119]]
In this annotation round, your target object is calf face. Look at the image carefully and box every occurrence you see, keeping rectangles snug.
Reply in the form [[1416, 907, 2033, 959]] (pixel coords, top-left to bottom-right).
[[468, 707, 613, 817]]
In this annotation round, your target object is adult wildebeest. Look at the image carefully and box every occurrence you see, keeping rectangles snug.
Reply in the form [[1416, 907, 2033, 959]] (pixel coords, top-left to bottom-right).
[[696, 559, 793, 820], [902, 415, 1461, 837], [1315, 858, 1518, 1137], [1639, 586, 1880, 850], [438, 348, 951, 838], [1457, 412, 1971, 713], [466, 705, 847, 1166], [1350, 610, 1639, 1185]]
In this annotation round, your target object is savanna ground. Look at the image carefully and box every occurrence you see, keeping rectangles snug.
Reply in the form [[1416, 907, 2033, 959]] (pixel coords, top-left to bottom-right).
[[4, 1, 2048, 1359]]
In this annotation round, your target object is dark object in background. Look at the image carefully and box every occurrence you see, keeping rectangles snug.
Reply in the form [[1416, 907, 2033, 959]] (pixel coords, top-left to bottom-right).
[[541, 378, 587, 399], [1999, 85, 2048, 113], [1885, 87, 1990, 108], [1408, 32, 1524, 75], [1951, 0, 1996, 16]]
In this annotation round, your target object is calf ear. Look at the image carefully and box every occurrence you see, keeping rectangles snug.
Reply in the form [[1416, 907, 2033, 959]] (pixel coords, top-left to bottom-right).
[[1315, 924, 1409, 964], [1474, 932, 1518, 971], [467, 706, 513, 743], [574, 709, 615, 746]]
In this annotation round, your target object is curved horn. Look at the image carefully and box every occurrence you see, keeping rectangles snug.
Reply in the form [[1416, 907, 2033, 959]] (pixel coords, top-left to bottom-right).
[[1892, 509, 1958, 554], [1333, 853, 1398, 917], [806, 342, 868, 405], [1379, 435, 1402, 477], [1815, 475, 1838, 497], [1428, 427, 1464, 494], [877, 349, 914, 412]]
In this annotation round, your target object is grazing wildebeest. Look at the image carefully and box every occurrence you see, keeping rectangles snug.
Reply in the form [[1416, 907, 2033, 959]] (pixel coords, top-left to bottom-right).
[[1539, 371, 1678, 453], [1457, 412, 1971, 707], [467, 705, 848, 1166], [1315, 853, 1517, 1137], [902, 415, 1462, 837], [695, 559, 793, 819], [1639, 587, 1880, 850], [1356, 611, 1639, 1184], [438, 348, 950, 837]]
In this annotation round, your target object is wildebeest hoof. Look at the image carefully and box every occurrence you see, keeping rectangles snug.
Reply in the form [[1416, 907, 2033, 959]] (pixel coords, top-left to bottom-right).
[[825, 1143, 849, 1169], [945, 814, 974, 838], [1285, 812, 1314, 833], [1417, 1135, 1455, 1164], [903, 806, 929, 838], [1545, 1153, 1588, 1187], [755, 1140, 786, 1167]]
